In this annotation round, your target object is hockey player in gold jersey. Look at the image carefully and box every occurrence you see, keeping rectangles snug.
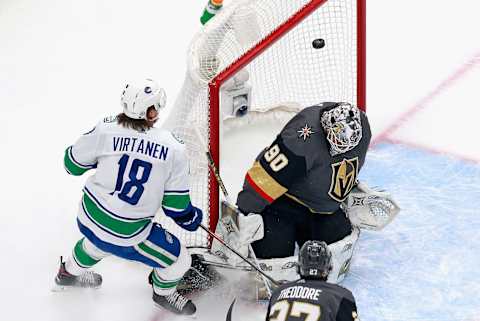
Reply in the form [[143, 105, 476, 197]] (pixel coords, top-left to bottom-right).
[[266, 241, 360, 321]]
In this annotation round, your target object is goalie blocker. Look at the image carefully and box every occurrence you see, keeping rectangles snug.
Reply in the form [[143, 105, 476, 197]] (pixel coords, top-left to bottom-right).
[[211, 201, 264, 267]]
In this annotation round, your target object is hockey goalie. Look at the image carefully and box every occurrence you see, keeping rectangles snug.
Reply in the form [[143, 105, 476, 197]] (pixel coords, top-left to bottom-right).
[[225, 102, 401, 290]]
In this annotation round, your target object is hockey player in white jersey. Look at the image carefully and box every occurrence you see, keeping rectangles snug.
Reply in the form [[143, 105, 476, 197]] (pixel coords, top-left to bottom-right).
[[54, 79, 201, 315]]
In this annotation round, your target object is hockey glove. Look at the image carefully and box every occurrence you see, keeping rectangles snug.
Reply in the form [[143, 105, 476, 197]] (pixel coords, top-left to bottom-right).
[[174, 207, 203, 232], [343, 181, 400, 231], [211, 202, 264, 267], [238, 212, 264, 245]]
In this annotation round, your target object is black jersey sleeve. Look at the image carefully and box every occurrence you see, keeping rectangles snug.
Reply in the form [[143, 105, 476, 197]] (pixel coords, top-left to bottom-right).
[[236, 134, 308, 214], [236, 106, 327, 214], [336, 297, 358, 321], [258, 135, 309, 187]]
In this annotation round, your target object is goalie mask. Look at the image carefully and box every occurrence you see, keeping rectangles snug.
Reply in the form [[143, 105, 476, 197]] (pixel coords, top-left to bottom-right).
[[298, 241, 332, 280], [321, 103, 363, 156], [120, 79, 166, 121]]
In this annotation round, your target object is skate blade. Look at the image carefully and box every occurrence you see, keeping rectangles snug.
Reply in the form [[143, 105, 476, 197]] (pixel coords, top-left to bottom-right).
[[153, 303, 197, 319], [51, 284, 70, 292], [51, 284, 101, 292]]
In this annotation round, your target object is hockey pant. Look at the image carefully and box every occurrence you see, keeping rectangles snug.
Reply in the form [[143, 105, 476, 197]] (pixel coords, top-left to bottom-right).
[[251, 197, 353, 258], [65, 222, 191, 295], [251, 196, 358, 283], [254, 229, 360, 284]]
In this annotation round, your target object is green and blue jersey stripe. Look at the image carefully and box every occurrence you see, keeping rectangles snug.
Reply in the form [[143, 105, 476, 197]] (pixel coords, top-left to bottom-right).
[[64, 146, 96, 176], [81, 188, 153, 239]]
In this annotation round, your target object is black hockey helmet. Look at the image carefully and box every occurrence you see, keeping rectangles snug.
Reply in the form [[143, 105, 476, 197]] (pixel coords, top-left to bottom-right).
[[298, 240, 332, 280]]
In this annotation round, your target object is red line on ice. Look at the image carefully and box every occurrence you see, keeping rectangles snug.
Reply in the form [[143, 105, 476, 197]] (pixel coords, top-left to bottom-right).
[[371, 51, 480, 147], [383, 137, 480, 164]]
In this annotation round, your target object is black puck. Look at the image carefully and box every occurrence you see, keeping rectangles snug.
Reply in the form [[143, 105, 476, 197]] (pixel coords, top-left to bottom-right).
[[312, 38, 325, 49]]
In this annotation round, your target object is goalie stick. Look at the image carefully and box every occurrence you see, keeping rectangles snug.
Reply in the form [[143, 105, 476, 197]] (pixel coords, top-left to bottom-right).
[[192, 125, 276, 295]]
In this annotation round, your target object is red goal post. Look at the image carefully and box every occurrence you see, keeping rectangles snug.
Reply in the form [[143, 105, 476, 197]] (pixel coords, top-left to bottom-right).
[[208, 0, 366, 243]]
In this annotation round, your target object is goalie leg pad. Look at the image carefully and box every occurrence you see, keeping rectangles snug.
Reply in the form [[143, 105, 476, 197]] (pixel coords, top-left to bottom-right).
[[326, 227, 360, 284], [250, 256, 299, 301], [257, 256, 299, 282]]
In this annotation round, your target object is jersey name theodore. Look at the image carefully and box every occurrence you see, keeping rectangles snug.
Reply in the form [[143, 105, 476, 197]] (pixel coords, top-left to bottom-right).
[[268, 280, 359, 321], [277, 285, 322, 301], [112, 136, 169, 161]]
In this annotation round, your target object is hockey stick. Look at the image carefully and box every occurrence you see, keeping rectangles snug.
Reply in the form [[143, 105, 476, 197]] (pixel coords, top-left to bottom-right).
[[200, 224, 279, 287], [192, 126, 277, 294], [192, 126, 232, 204]]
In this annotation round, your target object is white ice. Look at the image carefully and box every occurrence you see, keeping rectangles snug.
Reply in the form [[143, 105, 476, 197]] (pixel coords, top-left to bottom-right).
[[1, 1, 480, 321]]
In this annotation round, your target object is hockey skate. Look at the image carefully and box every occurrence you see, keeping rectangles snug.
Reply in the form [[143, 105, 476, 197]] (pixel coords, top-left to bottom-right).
[[153, 291, 196, 316], [53, 256, 102, 291], [148, 254, 224, 295]]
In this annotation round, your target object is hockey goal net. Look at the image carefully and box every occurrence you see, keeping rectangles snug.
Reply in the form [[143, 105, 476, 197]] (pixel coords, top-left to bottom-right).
[[162, 0, 366, 248]]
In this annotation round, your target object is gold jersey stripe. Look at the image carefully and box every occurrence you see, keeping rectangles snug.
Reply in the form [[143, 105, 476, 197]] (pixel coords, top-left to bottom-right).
[[247, 161, 288, 201]]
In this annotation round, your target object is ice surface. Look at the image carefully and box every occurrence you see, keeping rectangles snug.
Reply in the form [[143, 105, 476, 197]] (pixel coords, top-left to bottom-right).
[[346, 143, 480, 321]]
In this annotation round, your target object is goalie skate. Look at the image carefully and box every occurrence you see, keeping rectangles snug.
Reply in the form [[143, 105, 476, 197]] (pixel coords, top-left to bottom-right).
[[52, 257, 102, 291], [178, 254, 224, 294]]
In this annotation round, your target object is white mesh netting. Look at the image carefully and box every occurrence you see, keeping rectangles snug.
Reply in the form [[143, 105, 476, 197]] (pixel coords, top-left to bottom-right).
[[161, 0, 361, 247]]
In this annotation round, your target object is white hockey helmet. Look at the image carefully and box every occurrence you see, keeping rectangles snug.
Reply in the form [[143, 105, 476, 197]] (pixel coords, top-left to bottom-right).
[[321, 102, 363, 156], [120, 79, 166, 120]]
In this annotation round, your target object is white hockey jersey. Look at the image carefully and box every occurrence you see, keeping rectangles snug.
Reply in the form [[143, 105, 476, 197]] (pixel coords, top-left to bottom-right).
[[64, 116, 193, 246]]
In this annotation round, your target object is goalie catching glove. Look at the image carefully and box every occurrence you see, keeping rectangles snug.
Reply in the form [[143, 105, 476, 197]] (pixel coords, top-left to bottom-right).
[[342, 181, 400, 231]]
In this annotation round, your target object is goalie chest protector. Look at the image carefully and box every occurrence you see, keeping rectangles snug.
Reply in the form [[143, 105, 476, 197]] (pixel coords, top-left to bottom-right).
[[238, 103, 371, 215]]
